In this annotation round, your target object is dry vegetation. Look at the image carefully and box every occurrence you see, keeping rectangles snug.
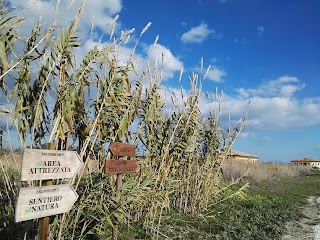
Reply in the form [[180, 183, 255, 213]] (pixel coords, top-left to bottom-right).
[[222, 159, 310, 182], [0, 1, 246, 239], [0, 150, 21, 169], [1, 1, 313, 239]]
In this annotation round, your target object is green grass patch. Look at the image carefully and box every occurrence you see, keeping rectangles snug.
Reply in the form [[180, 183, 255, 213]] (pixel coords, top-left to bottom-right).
[[156, 195, 298, 239], [250, 170, 320, 203], [119, 171, 320, 239]]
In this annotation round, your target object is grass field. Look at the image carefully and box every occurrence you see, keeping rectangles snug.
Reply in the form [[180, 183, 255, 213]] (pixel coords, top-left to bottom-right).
[[1, 151, 319, 239], [117, 164, 319, 239]]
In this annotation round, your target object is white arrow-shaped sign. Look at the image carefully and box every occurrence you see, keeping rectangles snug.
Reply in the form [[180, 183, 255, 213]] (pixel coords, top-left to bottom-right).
[[21, 149, 83, 181], [15, 184, 78, 222]]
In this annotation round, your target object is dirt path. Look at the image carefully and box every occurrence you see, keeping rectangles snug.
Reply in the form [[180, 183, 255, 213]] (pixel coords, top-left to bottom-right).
[[282, 196, 320, 240]]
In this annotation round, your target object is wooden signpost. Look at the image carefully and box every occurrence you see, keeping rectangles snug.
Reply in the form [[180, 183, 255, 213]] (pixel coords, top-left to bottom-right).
[[104, 159, 137, 174], [105, 142, 137, 240], [21, 149, 83, 181], [16, 145, 83, 240], [109, 142, 136, 157], [15, 184, 78, 222]]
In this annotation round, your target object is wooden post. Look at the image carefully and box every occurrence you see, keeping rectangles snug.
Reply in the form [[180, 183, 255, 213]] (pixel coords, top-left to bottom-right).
[[116, 173, 122, 199], [107, 142, 136, 240], [38, 142, 55, 240], [112, 172, 122, 240]]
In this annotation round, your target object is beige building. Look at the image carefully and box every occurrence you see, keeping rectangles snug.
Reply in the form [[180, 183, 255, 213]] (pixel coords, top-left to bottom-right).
[[227, 150, 259, 163], [291, 157, 320, 168]]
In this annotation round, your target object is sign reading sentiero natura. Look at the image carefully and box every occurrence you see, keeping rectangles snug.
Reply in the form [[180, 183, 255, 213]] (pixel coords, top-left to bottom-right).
[[20, 149, 83, 181], [15, 184, 78, 222]]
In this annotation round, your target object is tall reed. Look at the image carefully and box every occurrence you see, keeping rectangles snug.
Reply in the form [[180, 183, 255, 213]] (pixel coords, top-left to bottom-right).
[[0, 1, 247, 239]]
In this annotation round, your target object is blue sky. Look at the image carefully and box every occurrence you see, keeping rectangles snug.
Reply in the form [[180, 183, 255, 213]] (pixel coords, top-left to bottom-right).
[[5, 0, 320, 162]]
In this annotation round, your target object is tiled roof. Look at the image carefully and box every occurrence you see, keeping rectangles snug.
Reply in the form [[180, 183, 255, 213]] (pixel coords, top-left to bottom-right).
[[228, 150, 259, 158], [291, 157, 320, 163]]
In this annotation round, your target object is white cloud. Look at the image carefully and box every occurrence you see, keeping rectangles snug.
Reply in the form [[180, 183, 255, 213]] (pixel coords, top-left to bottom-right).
[[219, 95, 320, 131], [206, 67, 226, 82], [157, 75, 318, 133], [8, 0, 123, 39], [181, 23, 221, 44], [237, 76, 305, 98], [6, 2, 320, 136], [77, 41, 184, 83], [278, 76, 299, 83], [280, 85, 301, 97], [221, 76, 319, 130], [252, 97, 320, 129], [145, 43, 183, 80], [239, 132, 256, 138], [6, 0, 184, 86]]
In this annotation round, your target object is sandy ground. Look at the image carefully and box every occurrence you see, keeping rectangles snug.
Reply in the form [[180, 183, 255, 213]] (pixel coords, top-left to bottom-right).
[[282, 196, 320, 240]]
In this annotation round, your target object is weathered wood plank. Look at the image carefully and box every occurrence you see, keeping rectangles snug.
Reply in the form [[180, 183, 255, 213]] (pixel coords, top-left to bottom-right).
[[15, 184, 78, 222], [21, 149, 83, 181], [105, 159, 137, 174], [109, 142, 136, 157]]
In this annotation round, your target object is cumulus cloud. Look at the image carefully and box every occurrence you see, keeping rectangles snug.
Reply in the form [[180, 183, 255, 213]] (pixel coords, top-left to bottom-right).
[[181, 23, 221, 44], [6, 0, 186, 87], [250, 96, 320, 129], [145, 43, 183, 80], [160, 75, 320, 133], [7, 1, 184, 83], [236, 76, 305, 98], [206, 67, 226, 82], [219, 94, 320, 131], [8, 0, 122, 39], [6, 1, 320, 136], [221, 76, 319, 130]]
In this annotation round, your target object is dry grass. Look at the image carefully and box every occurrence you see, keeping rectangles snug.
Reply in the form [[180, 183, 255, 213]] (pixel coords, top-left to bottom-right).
[[222, 159, 310, 183], [0, 1, 247, 239], [0, 151, 21, 171]]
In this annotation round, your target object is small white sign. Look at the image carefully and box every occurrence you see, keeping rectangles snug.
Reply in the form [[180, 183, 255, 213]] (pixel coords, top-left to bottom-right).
[[21, 149, 83, 181], [15, 184, 78, 222]]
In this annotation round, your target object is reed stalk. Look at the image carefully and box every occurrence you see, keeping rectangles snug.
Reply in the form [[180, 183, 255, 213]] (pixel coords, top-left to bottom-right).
[[0, 1, 248, 239]]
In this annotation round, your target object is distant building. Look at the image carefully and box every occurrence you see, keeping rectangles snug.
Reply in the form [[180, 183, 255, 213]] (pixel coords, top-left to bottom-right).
[[227, 150, 259, 163], [291, 157, 320, 168]]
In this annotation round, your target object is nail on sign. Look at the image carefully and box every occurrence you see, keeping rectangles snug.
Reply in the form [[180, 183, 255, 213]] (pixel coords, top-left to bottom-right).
[[21, 149, 83, 181], [15, 184, 78, 222]]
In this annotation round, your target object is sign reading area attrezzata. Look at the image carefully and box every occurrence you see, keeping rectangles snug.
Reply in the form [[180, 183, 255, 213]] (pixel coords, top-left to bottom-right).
[[20, 149, 83, 181], [15, 184, 78, 222]]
